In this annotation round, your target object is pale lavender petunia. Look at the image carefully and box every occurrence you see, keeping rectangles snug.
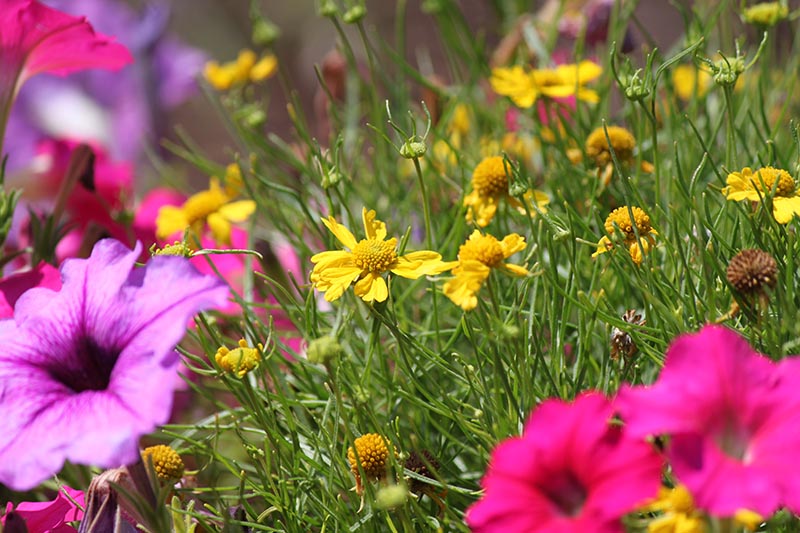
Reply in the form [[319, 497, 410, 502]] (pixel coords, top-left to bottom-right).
[[0, 238, 228, 490]]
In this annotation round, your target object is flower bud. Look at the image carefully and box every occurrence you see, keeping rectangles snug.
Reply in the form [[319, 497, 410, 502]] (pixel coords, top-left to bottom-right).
[[306, 336, 344, 364]]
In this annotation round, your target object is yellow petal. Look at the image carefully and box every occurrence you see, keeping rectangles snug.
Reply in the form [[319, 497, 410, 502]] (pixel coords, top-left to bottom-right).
[[501, 263, 529, 276], [490, 66, 538, 108], [156, 205, 189, 240], [772, 196, 800, 224], [310, 249, 354, 268], [361, 208, 387, 240], [207, 212, 232, 244], [250, 54, 277, 82], [464, 192, 499, 227], [575, 60, 603, 83], [575, 87, 600, 104], [592, 236, 613, 258], [442, 264, 490, 311], [218, 200, 256, 222], [321, 216, 358, 249], [392, 251, 451, 278], [354, 273, 389, 302], [311, 266, 362, 301], [499, 233, 526, 257]]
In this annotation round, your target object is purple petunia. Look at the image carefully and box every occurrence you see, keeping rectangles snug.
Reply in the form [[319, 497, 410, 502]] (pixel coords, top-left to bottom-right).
[[0, 239, 228, 490]]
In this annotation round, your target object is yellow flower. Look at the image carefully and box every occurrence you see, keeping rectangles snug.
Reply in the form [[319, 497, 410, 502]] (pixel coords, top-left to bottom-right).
[[204, 49, 277, 91], [672, 64, 712, 101], [348, 433, 393, 495], [569, 126, 653, 186], [156, 174, 256, 245], [742, 2, 788, 26], [593, 206, 658, 265], [463, 155, 549, 227], [310, 208, 452, 303], [641, 485, 707, 533], [443, 231, 528, 311], [141, 445, 185, 484], [722, 166, 800, 224], [490, 60, 602, 108], [640, 485, 763, 533], [215, 339, 263, 378]]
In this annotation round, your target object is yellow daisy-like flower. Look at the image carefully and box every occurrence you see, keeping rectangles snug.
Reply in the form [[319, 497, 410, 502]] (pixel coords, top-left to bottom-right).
[[204, 49, 277, 91], [348, 433, 393, 495], [156, 172, 256, 245], [593, 206, 658, 265], [490, 60, 602, 109], [640, 485, 763, 533], [141, 445, 185, 484], [641, 485, 707, 533], [569, 126, 653, 185], [672, 64, 712, 101], [215, 339, 263, 378], [722, 166, 800, 224], [310, 208, 452, 303], [742, 1, 789, 27], [463, 156, 549, 227], [443, 231, 528, 311]]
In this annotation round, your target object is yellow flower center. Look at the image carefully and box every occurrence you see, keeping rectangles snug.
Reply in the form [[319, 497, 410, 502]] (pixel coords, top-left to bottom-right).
[[458, 234, 505, 267], [668, 486, 697, 514], [348, 433, 391, 479], [532, 69, 563, 88], [472, 156, 510, 197], [752, 167, 795, 197], [141, 445, 185, 483], [352, 238, 398, 273], [152, 241, 194, 257], [586, 126, 636, 167], [604, 206, 652, 239]]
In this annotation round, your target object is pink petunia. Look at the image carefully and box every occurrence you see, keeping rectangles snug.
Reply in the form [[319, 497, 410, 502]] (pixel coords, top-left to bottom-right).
[[616, 325, 800, 516], [0, 0, 132, 147], [466, 392, 663, 532], [2, 486, 84, 532]]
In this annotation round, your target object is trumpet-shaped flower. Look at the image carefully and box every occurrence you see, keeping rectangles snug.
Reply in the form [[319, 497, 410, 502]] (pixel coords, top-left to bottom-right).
[[464, 155, 549, 227], [0, 0, 132, 147], [443, 231, 528, 311], [466, 393, 663, 532], [155, 170, 256, 245], [311, 208, 451, 303], [722, 166, 800, 224], [2, 486, 84, 533], [490, 60, 601, 108], [616, 325, 800, 516], [0, 239, 228, 490]]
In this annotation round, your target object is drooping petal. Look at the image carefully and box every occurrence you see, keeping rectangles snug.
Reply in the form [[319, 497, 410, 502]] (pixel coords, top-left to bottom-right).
[[499, 234, 526, 257], [321, 215, 357, 250], [311, 265, 362, 302], [206, 211, 232, 244], [353, 272, 388, 302], [442, 262, 490, 311], [218, 199, 257, 223], [392, 251, 450, 278], [155, 204, 189, 240]]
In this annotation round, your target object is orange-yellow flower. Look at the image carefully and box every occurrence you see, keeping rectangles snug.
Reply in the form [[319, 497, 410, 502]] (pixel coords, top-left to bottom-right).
[[311, 208, 451, 303], [464, 156, 549, 227], [593, 206, 658, 265], [443, 231, 528, 311], [722, 166, 800, 224], [490, 61, 602, 108]]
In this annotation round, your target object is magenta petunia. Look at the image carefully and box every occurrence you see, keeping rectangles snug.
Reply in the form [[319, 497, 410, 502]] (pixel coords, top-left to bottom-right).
[[0, 239, 228, 490], [0, 262, 61, 318], [0, 0, 132, 146], [2, 486, 84, 532], [466, 392, 663, 533], [616, 325, 800, 516]]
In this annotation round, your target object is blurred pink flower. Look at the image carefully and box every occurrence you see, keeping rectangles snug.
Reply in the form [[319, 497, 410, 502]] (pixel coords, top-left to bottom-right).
[[2, 486, 84, 533], [616, 325, 800, 516], [0, 262, 61, 318], [466, 392, 662, 532], [0, 0, 132, 148]]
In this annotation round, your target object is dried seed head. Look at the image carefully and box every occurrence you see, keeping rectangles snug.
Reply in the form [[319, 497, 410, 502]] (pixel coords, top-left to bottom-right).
[[404, 450, 441, 495], [610, 309, 645, 360], [726, 249, 778, 295]]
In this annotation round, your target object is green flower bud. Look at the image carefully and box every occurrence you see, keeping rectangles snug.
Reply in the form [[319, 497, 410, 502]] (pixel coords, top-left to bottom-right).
[[306, 336, 344, 364], [400, 139, 427, 159], [342, 4, 366, 24], [375, 484, 409, 510]]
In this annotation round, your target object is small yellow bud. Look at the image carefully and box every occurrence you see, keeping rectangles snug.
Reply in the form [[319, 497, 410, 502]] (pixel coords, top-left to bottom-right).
[[142, 445, 185, 484], [215, 339, 263, 378]]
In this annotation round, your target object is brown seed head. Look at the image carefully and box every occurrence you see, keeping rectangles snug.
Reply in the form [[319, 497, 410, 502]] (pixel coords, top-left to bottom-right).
[[726, 249, 778, 295], [404, 450, 441, 495]]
